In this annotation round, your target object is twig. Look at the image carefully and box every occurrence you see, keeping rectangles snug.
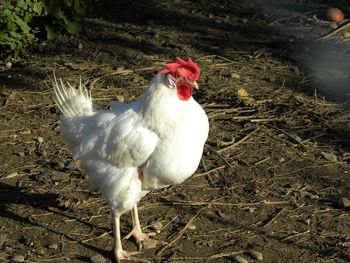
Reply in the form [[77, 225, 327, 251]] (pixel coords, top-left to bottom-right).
[[275, 162, 343, 177], [261, 208, 285, 227], [267, 125, 307, 150], [152, 200, 289, 207], [216, 128, 259, 153], [254, 157, 271, 166], [208, 250, 244, 260], [205, 145, 233, 169], [193, 165, 226, 178], [316, 20, 350, 40], [282, 229, 310, 241], [81, 231, 111, 243], [157, 207, 206, 255]]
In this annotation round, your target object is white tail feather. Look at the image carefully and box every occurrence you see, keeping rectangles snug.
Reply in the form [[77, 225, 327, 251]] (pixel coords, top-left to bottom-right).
[[52, 74, 93, 117]]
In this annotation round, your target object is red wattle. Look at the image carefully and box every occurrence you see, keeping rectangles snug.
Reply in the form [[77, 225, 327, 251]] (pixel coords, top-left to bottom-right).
[[177, 84, 192, 101]]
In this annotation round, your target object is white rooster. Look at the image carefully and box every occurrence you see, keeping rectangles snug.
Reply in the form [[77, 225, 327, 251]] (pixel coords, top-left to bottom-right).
[[52, 57, 209, 262]]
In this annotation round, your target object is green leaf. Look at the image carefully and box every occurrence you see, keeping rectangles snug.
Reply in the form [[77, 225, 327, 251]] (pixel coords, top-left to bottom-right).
[[14, 16, 31, 34], [65, 21, 80, 34], [57, 9, 69, 24], [45, 25, 57, 40], [73, 0, 85, 16], [32, 2, 43, 14], [17, 0, 26, 9], [2, 9, 12, 17], [7, 21, 17, 31]]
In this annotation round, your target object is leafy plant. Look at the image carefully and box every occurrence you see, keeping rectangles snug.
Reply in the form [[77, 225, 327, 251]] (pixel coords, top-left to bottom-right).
[[42, 0, 86, 40], [0, 0, 43, 56], [0, 0, 86, 57]]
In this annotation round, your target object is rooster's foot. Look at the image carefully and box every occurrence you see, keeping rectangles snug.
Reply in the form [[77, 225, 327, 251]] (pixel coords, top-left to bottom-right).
[[124, 228, 166, 250]]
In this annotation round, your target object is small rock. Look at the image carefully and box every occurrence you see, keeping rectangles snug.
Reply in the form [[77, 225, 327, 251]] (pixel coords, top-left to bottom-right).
[[78, 43, 83, 49], [248, 207, 256, 214], [338, 197, 350, 208], [188, 223, 196, 230], [116, 95, 125, 102], [150, 221, 163, 233], [321, 152, 337, 162], [18, 152, 25, 157], [5, 62, 12, 69], [233, 255, 248, 263], [37, 136, 44, 143], [90, 253, 107, 263], [13, 255, 25, 262], [48, 243, 58, 249], [329, 22, 338, 29], [248, 250, 263, 261], [263, 229, 274, 236], [343, 32, 350, 38], [230, 73, 240, 79], [56, 161, 65, 169]]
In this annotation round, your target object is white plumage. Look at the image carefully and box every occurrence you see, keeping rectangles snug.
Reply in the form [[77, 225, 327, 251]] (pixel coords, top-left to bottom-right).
[[52, 58, 209, 262]]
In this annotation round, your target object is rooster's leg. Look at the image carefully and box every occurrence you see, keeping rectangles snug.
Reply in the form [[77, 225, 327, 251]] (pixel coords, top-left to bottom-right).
[[125, 205, 166, 250], [112, 213, 139, 262]]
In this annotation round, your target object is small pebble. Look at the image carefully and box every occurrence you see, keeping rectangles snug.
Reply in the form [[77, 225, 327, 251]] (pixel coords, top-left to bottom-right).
[[329, 22, 338, 29], [5, 62, 12, 69], [18, 152, 25, 157], [343, 32, 350, 38], [90, 253, 107, 263], [78, 43, 83, 49], [150, 221, 163, 233], [233, 255, 248, 263], [13, 255, 25, 262], [48, 243, 58, 249], [37, 136, 44, 143], [248, 250, 263, 261], [248, 207, 255, 214], [230, 73, 240, 79], [56, 161, 66, 169], [321, 152, 337, 162], [116, 95, 125, 102], [188, 223, 196, 230]]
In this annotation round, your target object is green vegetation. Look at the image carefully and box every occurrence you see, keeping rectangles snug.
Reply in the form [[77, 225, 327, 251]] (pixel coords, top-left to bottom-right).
[[0, 0, 86, 56]]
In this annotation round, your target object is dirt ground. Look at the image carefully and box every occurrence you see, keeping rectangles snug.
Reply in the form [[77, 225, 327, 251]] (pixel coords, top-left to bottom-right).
[[1, 0, 350, 262]]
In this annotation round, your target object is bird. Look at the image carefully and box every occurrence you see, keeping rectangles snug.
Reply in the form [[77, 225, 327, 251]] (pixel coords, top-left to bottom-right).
[[52, 57, 209, 262]]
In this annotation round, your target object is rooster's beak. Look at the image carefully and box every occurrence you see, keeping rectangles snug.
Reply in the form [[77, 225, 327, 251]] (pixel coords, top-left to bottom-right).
[[188, 80, 198, 90]]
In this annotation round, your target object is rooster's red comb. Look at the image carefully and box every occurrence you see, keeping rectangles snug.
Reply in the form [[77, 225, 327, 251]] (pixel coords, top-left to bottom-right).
[[158, 57, 200, 81]]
